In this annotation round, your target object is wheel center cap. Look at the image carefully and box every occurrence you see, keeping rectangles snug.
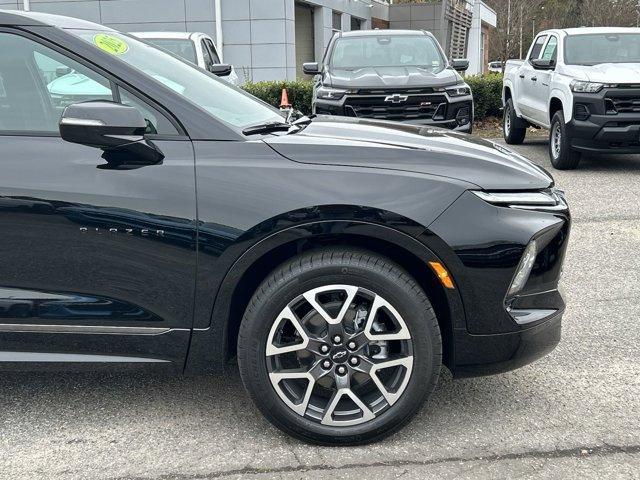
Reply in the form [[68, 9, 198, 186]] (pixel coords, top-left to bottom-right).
[[331, 347, 349, 364]]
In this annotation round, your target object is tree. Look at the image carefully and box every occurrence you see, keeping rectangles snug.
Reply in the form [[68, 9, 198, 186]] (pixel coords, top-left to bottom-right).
[[485, 0, 640, 61]]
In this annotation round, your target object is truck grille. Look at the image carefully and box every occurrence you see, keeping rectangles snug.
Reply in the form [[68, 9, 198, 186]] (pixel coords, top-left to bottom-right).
[[344, 94, 447, 121], [357, 87, 436, 96], [606, 96, 640, 114]]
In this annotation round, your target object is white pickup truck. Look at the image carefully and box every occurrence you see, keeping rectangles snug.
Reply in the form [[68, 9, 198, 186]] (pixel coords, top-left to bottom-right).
[[503, 27, 640, 169]]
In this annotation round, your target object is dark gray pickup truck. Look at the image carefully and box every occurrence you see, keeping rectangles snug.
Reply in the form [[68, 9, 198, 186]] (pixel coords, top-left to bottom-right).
[[304, 29, 473, 132]]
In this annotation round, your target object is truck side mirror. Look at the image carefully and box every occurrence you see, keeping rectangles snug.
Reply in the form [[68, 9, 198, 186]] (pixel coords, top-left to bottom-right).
[[451, 59, 469, 72], [531, 58, 555, 70], [303, 62, 321, 75]]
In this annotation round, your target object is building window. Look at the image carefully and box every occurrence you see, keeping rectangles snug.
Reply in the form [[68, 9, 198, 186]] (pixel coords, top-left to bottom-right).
[[332, 11, 342, 32], [351, 17, 362, 31]]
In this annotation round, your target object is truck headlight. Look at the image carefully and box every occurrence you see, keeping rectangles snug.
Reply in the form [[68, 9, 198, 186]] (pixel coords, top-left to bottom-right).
[[316, 86, 353, 100], [438, 84, 471, 97], [570, 80, 613, 93]]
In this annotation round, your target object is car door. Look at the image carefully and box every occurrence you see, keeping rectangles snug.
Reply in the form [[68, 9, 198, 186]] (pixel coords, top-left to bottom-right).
[[517, 34, 547, 121], [529, 35, 558, 127], [0, 29, 197, 368]]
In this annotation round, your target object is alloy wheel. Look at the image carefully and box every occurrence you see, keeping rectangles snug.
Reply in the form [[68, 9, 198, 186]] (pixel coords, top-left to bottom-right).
[[265, 285, 414, 427], [504, 105, 511, 136], [551, 122, 562, 159]]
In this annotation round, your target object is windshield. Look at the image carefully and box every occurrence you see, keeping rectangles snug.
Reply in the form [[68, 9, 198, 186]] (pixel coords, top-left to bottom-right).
[[69, 30, 283, 130], [565, 33, 640, 65], [329, 35, 444, 71], [143, 38, 198, 64]]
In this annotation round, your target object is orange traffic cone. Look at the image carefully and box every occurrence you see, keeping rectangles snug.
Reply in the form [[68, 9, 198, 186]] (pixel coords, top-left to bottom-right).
[[280, 88, 291, 110]]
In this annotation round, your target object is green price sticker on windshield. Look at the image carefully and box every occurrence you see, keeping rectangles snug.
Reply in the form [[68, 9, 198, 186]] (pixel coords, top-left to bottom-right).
[[93, 34, 129, 55]]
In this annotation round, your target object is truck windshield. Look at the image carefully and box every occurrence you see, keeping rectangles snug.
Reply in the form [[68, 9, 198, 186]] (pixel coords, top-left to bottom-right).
[[565, 33, 640, 65], [330, 35, 445, 71], [68, 30, 284, 130], [142, 38, 198, 65]]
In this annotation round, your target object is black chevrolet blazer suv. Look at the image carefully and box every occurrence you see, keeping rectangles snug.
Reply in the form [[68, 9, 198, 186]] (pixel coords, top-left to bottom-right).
[[0, 11, 570, 445]]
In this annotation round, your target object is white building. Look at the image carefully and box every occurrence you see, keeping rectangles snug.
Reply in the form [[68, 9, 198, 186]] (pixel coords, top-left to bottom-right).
[[4, 0, 497, 82]]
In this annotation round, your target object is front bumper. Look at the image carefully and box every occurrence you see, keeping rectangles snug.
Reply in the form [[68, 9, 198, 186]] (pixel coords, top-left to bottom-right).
[[428, 190, 570, 377], [569, 89, 640, 153], [314, 93, 473, 131], [452, 308, 562, 377]]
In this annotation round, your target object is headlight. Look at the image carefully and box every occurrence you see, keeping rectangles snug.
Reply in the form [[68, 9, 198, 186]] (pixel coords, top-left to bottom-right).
[[316, 86, 353, 100], [438, 84, 471, 97], [472, 190, 567, 211], [570, 80, 613, 93]]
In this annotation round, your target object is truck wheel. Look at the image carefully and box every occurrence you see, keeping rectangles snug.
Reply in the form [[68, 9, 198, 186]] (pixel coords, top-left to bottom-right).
[[237, 248, 442, 445], [549, 111, 581, 170], [503, 98, 526, 144]]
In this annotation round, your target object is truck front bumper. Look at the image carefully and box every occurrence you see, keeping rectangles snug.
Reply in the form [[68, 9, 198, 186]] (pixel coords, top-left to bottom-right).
[[569, 89, 640, 153]]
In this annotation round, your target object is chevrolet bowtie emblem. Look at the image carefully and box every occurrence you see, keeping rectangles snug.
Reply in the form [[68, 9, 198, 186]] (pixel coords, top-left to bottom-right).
[[384, 94, 409, 103]]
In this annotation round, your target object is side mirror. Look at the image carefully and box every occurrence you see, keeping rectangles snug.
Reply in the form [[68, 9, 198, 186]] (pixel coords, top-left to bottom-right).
[[55, 66, 72, 78], [531, 58, 555, 70], [59, 101, 163, 166], [303, 62, 321, 75], [451, 59, 469, 72], [209, 63, 233, 77]]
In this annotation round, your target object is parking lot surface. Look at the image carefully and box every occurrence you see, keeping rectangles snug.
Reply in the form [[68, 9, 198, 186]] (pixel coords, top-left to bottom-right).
[[1, 137, 639, 480]]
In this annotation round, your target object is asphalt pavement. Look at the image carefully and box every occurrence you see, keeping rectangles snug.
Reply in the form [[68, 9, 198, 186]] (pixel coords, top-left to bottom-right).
[[1, 137, 639, 480]]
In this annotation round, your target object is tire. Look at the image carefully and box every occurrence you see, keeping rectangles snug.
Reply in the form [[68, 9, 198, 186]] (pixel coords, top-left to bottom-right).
[[549, 111, 581, 170], [237, 248, 442, 445], [503, 98, 526, 145]]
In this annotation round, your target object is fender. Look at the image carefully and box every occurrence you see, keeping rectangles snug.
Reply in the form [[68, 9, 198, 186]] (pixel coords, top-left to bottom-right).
[[549, 89, 571, 124], [503, 83, 528, 127], [184, 216, 466, 374]]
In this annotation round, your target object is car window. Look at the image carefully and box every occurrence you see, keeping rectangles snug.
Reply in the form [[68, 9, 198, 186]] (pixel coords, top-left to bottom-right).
[[565, 33, 640, 65], [70, 30, 283, 130], [0, 32, 114, 133], [541, 37, 558, 62], [330, 35, 444, 71], [119, 90, 178, 135], [143, 38, 198, 64], [529, 35, 548, 61], [201, 40, 213, 68], [204, 38, 221, 64]]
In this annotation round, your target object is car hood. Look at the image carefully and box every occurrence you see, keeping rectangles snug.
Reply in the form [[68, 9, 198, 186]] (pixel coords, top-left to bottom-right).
[[265, 117, 553, 191], [326, 66, 461, 89], [560, 63, 640, 83]]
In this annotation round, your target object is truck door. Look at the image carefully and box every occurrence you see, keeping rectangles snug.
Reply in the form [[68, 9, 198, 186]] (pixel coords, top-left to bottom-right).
[[529, 35, 558, 127], [517, 35, 547, 121]]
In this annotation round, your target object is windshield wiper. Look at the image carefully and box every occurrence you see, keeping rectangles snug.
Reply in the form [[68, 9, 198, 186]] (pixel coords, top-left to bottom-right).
[[242, 121, 291, 135]]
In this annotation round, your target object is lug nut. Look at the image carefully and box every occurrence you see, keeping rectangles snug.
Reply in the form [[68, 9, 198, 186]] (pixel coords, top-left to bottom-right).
[[322, 360, 332, 369], [347, 340, 357, 350], [320, 344, 330, 354], [349, 357, 359, 366], [336, 365, 347, 375], [332, 335, 342, 344]]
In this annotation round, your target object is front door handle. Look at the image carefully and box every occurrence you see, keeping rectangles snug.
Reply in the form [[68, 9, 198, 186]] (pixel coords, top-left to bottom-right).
[[531, 77, 538, 82], [519, 74, 525, 78]]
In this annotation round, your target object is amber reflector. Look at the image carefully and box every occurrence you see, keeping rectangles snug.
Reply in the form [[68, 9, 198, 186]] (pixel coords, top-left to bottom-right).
[[428, 261, 455, 289]]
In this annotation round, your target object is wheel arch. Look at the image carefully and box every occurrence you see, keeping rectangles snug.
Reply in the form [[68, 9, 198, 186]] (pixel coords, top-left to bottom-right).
[[185, 219, 465, 375], [549, 91, 571, 124], [502, 84, 513, 105]]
